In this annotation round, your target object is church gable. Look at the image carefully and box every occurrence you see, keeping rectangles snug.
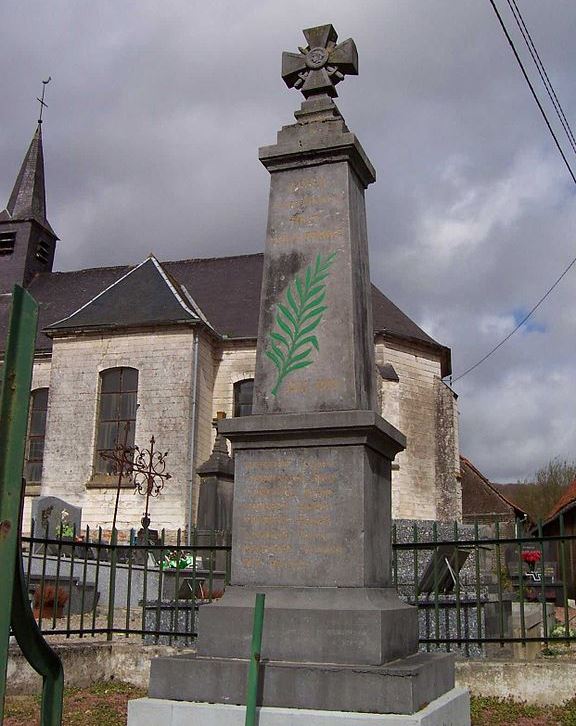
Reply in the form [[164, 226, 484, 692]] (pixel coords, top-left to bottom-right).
[[46, 255, 206, 332]]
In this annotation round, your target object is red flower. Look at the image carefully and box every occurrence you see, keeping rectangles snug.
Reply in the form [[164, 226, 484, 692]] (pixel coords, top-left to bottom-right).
[[521, 550, 542, 564]]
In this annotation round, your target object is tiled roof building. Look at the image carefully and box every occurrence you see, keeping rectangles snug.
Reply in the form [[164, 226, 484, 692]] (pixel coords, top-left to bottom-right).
[[460, 456, 529, 526]]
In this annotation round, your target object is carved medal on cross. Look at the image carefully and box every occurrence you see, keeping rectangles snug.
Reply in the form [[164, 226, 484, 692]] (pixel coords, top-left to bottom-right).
[[282, 24, 358, 98]]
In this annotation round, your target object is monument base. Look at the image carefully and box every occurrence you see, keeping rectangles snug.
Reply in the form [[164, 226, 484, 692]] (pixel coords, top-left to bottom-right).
[[196, 585, 419, 665], [128, 687, 470, 726], [149, 651, 455, 715]]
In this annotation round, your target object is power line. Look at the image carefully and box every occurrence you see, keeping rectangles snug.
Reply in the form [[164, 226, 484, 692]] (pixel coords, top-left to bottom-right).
[[452, 1, 576, 383], [487, 0, 576, 184], [507, 0, 576, 155], [453, 254, 576, 382]]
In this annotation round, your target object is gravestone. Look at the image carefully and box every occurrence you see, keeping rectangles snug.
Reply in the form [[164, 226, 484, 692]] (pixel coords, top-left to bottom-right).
[[196, 415, 234, 581], [133, 23, 470, 724], [31, 496, 81, 554], [196, 414, 234, 532]]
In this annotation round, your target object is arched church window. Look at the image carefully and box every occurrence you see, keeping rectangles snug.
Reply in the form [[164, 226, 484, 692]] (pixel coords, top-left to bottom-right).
[[25, 387, 49, 484], [233, 378, 254, 417], [95, 367, 138, 475]]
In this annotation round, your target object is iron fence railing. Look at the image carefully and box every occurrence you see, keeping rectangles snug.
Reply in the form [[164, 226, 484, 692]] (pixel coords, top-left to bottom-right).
[[19, 522, 231, 645], [17, 518, 576, 656], [392, 518, 576, 656]]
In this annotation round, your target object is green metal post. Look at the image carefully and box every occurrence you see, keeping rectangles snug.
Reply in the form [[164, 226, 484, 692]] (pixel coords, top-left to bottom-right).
[[474, 520, 482, 645], [559, 514, 570, 643], [107, 528, 118, 641], [245, 592, 265, 726], [495, 520, 504, 646], [0, 285, 63, 725], [392, 522, 398, 588]]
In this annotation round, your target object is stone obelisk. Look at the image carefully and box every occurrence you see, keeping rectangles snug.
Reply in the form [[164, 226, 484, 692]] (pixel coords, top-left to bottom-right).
[[137, 24, 470, 725]]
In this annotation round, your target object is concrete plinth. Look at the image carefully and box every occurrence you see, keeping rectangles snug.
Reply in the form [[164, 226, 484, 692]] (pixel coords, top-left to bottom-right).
[[147, 410, 458, 717], [218, 410, 405, 591], [150, 651, 455, 715], [128, 687, 470, 725], [196, 585, 417, 665]]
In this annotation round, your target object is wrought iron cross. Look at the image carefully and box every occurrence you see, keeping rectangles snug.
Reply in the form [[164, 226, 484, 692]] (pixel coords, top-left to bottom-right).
[[132, 436, 171, 530], [282, 24, 358, 98]]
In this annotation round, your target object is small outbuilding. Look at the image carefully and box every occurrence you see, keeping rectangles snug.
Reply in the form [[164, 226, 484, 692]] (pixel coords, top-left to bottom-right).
[[460, 456, 530, 533], [541, 479, 576, 600]]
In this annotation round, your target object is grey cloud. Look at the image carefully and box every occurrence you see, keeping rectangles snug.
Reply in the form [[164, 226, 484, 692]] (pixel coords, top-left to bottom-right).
[[1, 0, 575, 483]]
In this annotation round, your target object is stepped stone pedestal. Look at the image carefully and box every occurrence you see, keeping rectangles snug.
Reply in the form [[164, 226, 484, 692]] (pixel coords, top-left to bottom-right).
[[130, 23, 469, 726]]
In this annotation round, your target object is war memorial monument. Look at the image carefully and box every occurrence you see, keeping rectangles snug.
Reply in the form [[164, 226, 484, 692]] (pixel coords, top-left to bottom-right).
[[129, 24, 471, 725]]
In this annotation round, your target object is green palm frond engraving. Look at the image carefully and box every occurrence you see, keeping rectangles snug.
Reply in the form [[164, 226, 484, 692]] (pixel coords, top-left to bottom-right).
[[266, 251, 337, 396]]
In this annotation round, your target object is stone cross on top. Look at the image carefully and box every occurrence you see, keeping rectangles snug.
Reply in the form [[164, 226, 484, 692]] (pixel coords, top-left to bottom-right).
[[281, 24, 358, 98]]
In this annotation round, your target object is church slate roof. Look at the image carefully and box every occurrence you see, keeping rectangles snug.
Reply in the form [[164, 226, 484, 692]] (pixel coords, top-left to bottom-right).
[[47, 256, 203, 331], [0, 125, 56, 237], [0, 252, 451, 374]]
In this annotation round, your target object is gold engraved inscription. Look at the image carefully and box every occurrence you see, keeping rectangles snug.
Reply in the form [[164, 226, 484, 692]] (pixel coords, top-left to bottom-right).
[[271, 228, 344, 245], [237, 454, 349, 574], [273, 194, 342, 212], [292, 177, 326, 191]]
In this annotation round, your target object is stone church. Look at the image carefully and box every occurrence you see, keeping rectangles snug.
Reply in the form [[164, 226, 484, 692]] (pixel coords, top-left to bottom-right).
[[0, 122, 461, 535]]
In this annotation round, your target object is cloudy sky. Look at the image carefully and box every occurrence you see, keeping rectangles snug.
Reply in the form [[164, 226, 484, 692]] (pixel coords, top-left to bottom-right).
[[1, 1, 575, 483]]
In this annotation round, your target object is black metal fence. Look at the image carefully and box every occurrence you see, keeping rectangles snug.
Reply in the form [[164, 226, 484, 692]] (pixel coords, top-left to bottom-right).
[[392, 518, 576, 656], [19, 523, 231, 646], [18, 518, 576, 656]]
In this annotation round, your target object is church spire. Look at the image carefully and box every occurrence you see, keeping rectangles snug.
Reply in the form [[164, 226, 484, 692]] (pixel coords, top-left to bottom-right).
[[0, 123, 56, 236], [0, 88, 58, 293]]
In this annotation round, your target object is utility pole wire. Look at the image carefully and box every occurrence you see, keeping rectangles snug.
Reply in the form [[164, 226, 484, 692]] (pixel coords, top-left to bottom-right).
[[453, 1, 576, 383], [453, 254, 576, 383], [507, 0, 576, 155], [487, 0, 576, 184]]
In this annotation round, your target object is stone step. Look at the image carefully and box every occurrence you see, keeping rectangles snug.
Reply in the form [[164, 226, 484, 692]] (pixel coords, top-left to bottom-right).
[[129, 688, 471, 725], [149, 651, 455, 715]]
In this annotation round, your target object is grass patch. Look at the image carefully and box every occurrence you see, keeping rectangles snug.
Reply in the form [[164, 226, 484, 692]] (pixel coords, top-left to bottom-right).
[[471, 695, 576, 725], [6, 686, 576, 725], [471, 696, 544, 724], [4, 681, 145, 726]]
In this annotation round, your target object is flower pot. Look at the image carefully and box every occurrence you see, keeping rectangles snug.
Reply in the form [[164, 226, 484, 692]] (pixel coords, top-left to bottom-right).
[[33, 604, 64, 619]]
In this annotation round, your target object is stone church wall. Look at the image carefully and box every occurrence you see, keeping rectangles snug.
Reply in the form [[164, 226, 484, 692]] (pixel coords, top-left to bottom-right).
[[40, 329, 197, 533], [211, 341, 257, 418], [211, 338, 460, 521], [435, 377, 462, 521], [24, 331, 460, 532], [190, 332, 218, 522], [375, 336, 460, 521]]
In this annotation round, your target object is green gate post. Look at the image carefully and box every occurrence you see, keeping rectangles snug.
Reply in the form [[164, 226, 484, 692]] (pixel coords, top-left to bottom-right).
[[0, 286, 63, 725], [245, 592, 265, 726]]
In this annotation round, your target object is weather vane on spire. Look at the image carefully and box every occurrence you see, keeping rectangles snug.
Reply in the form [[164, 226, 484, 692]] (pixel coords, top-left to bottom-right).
[[37, 76, 52, 124], [281, 24, 358, 99]]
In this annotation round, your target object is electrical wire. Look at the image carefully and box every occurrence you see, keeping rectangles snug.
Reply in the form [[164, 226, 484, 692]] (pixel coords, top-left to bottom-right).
[[453, 254, 576, 383], [507, 0, 576, 155], [487, 0, 576, 183], [452, 1, 576, 383]]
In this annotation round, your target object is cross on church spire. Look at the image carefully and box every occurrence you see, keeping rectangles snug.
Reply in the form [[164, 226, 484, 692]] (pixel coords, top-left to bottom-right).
[[281, 24, 358, 98], [37, 77, 51, 124]]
